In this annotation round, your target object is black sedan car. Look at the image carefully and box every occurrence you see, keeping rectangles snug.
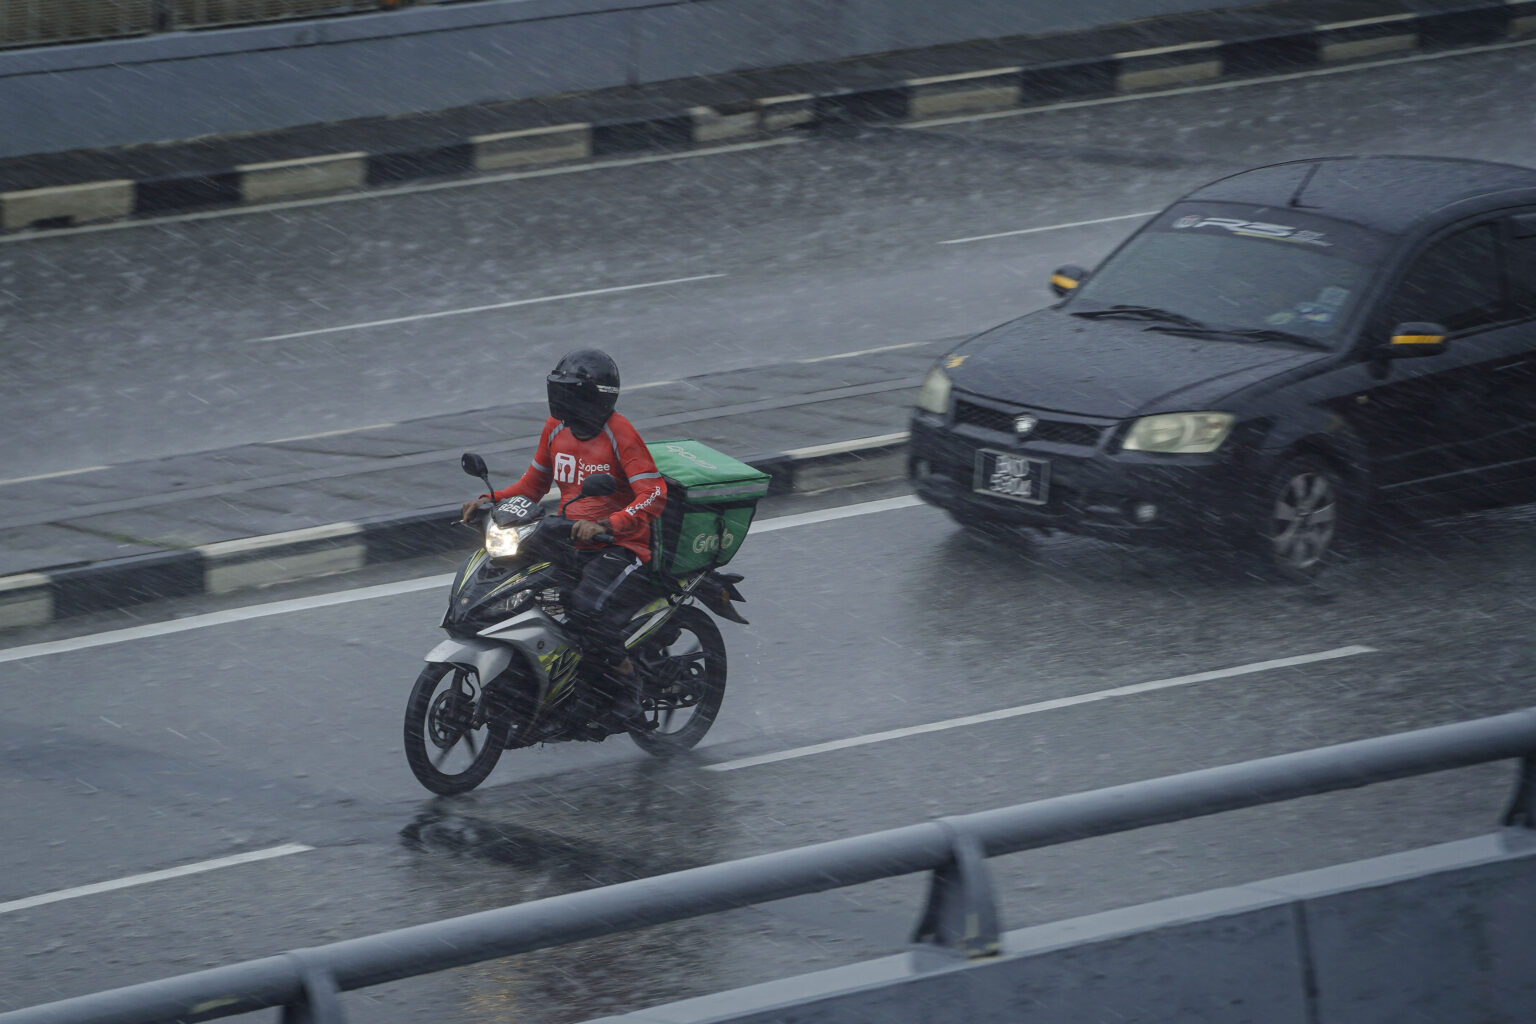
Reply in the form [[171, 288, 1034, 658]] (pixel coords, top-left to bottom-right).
[[909, 155, 1536, 579]]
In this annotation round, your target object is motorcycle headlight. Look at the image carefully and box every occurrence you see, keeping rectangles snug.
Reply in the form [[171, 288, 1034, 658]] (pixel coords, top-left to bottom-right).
[[916, 367, 951, 414], [1121, 412, 1234, 454], [484, 520, 527, 558]]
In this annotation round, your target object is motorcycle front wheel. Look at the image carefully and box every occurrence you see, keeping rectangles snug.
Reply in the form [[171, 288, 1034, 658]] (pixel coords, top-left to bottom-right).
[[403, 664, 507, 796], [630, 605, 727, 757]]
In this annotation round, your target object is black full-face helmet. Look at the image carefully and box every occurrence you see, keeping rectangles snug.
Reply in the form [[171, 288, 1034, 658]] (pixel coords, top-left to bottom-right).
[[547, 348, 620, 436]]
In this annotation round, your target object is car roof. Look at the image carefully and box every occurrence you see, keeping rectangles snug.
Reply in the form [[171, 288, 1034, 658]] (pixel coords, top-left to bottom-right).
[[1179, 156, 1536, 235]]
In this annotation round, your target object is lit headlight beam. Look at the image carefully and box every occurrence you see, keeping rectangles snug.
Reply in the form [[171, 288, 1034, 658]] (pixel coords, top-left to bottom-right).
[[483, 522, 522, 558]]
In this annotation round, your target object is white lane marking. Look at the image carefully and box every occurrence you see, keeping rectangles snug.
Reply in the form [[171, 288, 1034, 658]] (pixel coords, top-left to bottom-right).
[[0, 495, 931, 663], [905, 36, 1536, 129], [800, 341, 934, 362], [272, 422, 395, 443], [941, 211, 1157, 245], [0, 575, 453, 665], [253, 274, 726, 342], [0, 465, 108, 487], [752, 495, 923, 534], [780, 432, 909, 459], [0, 137, 807, 244], [0, 843, 313, 916], [704, 645, 1377, 772]]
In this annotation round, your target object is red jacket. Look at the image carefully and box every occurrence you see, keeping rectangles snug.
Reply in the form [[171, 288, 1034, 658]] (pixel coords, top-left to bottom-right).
[[491, 413, 667, 562]]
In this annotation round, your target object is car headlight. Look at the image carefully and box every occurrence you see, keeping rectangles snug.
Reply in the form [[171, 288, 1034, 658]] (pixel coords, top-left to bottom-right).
[[916, 367, 951, 414], [1121, 412, 1234, 454], [484, 520, 528, 558]]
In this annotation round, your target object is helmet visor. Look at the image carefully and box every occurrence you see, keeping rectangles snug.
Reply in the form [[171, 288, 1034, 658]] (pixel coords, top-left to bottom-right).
[[547, 378, 617, 432]]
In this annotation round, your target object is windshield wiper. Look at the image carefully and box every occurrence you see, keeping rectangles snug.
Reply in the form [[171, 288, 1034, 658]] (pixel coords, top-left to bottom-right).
[[1143, 325, 1333, 351], [1070, 305, 1209, 330]]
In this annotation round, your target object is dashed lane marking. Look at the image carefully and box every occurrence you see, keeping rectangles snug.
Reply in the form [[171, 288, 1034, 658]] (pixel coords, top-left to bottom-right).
[[252, 274, 727, 342], [0, 844, 314, 916], [704, 645, 1378, 771], [940, 211, 1157, 245]]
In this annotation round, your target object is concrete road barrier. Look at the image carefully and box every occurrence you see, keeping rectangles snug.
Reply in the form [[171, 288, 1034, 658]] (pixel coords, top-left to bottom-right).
[[0, 179, 134, 230]]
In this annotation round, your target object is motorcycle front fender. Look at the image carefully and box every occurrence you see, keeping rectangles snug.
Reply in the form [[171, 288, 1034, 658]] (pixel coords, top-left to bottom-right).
[[424, 638, 516, 687]]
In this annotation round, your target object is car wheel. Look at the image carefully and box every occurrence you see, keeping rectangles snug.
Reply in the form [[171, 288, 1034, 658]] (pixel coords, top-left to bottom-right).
[[1259, 455, 1345, 581]]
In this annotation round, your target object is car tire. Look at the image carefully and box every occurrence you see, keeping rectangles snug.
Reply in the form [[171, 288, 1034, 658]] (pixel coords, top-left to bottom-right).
[[1257, 454, 1347, 582]]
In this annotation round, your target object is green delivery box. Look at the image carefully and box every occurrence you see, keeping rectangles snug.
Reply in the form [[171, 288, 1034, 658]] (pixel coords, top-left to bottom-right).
[[646, 440, 770, 575]]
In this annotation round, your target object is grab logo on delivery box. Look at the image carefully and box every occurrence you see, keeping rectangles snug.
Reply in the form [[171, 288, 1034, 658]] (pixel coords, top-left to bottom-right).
[[692, 529, 736, 554], [665, 444, 719, 470]]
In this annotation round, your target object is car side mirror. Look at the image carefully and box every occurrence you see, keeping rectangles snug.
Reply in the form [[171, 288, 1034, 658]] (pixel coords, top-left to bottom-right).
[[580, 472, 617, 497], [1050, 265, 1088, 298], [1385, 322, 1448, 358]]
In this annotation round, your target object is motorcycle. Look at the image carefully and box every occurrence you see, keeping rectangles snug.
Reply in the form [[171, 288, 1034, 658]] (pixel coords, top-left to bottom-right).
[[403, 453, 749, 796]]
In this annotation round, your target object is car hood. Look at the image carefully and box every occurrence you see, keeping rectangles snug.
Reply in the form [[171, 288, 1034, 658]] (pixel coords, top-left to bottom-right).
[[947, 309, 1330, 417]]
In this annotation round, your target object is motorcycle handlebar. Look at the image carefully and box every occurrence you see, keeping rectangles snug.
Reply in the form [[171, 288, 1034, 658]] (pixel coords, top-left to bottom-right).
[[542, 516, 613, 546]]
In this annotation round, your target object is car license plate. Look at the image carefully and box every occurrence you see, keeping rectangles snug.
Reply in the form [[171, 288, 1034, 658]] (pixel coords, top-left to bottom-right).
[[974, 449, 1049, 504]]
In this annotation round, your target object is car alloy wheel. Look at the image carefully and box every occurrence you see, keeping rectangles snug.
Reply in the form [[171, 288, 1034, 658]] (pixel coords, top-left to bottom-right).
[[1266, 456, 1341, 580]]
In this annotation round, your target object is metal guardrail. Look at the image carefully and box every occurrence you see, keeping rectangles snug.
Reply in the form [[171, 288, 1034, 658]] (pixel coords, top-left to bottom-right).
[[5, 707, 1535, 1024], [0, 0, 404, 49]]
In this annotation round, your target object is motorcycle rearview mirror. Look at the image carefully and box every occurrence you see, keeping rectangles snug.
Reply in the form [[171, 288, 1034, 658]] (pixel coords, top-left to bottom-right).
[[560, 472, 617, 516], [461, 452, 494, 498], [580, 473, 617, 497]]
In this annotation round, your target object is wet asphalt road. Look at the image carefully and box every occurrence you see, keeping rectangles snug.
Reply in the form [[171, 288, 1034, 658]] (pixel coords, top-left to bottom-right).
[[2, 42, 1535, 478], [3, 480, 1534, 1019], [3, 39, 1536, 1022]]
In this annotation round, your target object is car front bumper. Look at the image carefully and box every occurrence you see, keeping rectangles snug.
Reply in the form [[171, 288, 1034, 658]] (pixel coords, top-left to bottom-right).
[[908, 412, 1258, 547]]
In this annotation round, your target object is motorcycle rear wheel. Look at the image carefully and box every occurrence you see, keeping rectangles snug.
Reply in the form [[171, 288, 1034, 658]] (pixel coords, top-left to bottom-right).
[[403, 664, 506, 796], [630, 605, 727, 756]]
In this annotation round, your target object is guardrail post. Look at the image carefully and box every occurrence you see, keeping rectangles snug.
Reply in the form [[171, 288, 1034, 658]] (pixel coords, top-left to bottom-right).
[[280, 951, 346, 1024], [1502, 754, 1536, 829], [911, 819, 1000, 958]]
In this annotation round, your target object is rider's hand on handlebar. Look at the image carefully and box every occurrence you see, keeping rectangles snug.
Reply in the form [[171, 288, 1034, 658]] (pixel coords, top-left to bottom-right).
[[571, 518, 612, 543], [461, 498, 490, 523]]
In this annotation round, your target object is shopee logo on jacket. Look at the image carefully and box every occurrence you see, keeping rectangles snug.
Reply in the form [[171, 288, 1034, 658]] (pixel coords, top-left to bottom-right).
[[554, 452, 613, 484]]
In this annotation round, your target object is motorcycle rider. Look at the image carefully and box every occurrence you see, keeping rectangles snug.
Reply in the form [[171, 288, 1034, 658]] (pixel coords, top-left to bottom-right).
[[460, 349, 667, 731]]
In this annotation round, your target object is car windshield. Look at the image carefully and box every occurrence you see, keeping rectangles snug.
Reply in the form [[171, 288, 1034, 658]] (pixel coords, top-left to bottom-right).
[[1066, 203, 1390, 347]]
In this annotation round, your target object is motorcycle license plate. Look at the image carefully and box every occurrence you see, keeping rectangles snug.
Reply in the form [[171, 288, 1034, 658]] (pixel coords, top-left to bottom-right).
[[974, 449, 1049, 505]]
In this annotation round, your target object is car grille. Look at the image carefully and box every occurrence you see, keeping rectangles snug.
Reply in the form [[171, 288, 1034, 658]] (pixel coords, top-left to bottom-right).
[[953, 399, 1105, 447]]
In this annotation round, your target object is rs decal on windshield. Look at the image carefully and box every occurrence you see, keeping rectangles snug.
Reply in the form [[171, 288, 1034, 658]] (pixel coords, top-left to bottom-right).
[[1172, 215, 1333, 247]]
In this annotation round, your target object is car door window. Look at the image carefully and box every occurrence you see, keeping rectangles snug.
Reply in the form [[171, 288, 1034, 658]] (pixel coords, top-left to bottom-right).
[[1384, 223, 1503, 331], [1508, 213, 1536, 319]]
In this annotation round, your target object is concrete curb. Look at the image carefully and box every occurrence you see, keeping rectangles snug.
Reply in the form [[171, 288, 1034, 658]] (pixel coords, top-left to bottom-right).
[[2, 2, 1532, 231], [0, 433, 912, 630]]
